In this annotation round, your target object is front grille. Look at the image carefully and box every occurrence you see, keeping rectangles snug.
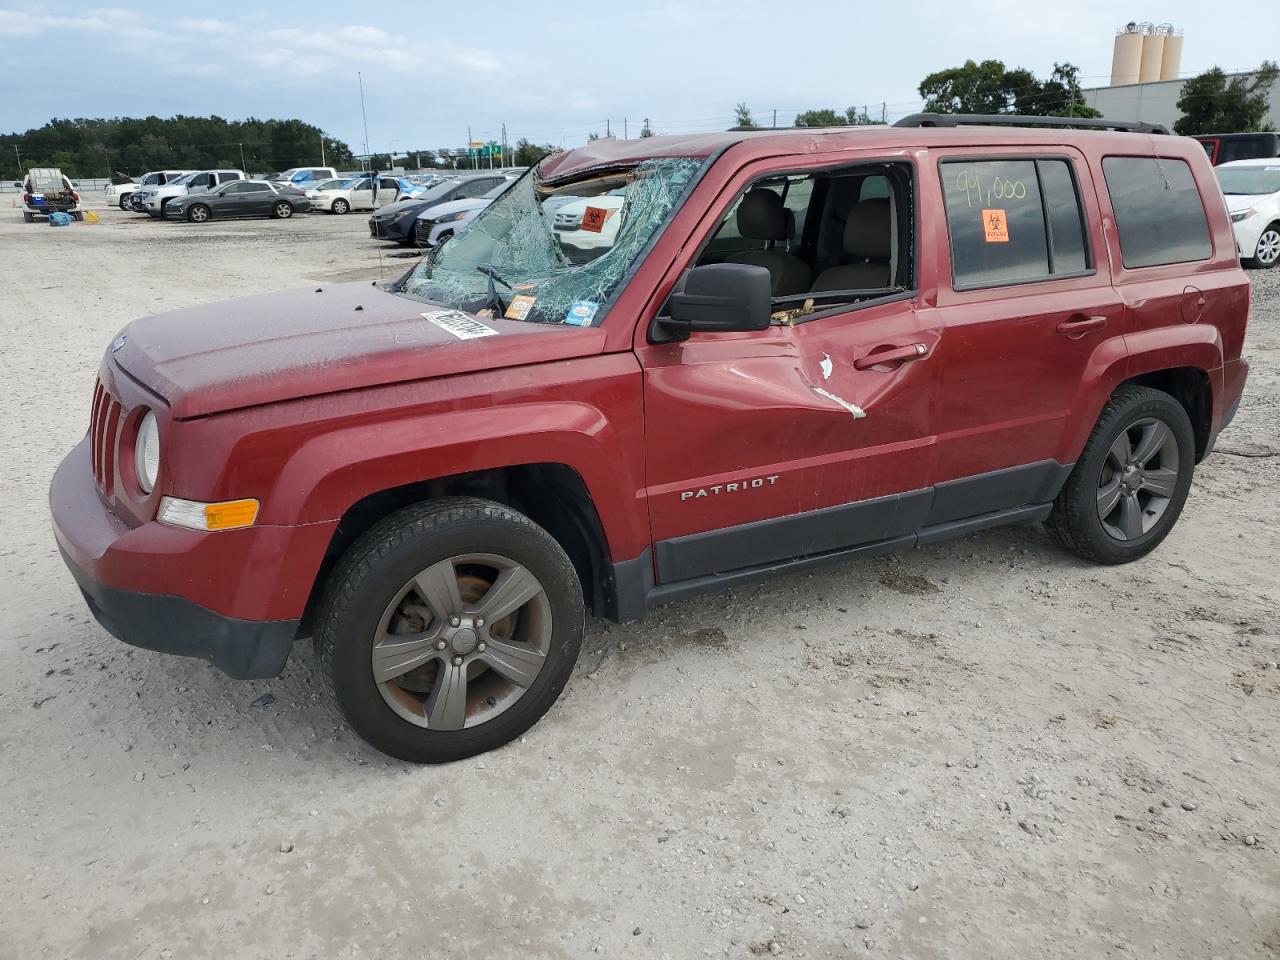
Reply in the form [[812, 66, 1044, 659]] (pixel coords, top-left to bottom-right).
[[90, 377, 123, 495], [414, 219, 432, 242]]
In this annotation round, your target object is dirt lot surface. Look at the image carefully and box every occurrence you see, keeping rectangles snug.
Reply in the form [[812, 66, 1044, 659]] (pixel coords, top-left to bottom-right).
[[2, 197, 1278, 960]]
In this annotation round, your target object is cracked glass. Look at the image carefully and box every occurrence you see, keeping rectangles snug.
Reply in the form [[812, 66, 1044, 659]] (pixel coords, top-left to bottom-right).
[[398, 157, 705, 326]]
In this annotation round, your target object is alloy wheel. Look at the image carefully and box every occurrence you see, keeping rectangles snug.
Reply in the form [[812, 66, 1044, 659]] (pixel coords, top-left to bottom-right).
[[189, 205, 209, 222], [370, 553, 551, 730], [1257, 228, 1280, 266], [275, 202, 293, 218], [1096, 417, 1181, 541]]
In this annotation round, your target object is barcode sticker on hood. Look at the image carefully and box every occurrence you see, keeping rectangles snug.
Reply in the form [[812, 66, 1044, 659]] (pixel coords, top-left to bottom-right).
[[422, 310, 499, 340]]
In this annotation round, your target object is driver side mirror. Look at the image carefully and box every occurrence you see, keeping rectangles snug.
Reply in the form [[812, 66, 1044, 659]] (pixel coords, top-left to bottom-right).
[[654, 263, 772, 341]]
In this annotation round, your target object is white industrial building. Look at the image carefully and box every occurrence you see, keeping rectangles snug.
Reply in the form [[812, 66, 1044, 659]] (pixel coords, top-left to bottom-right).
[[1080, 22, 1279, 131]]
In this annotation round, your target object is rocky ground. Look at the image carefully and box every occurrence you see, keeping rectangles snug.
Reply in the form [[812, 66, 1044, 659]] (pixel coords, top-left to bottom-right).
[[1, 196, 1277, 959]]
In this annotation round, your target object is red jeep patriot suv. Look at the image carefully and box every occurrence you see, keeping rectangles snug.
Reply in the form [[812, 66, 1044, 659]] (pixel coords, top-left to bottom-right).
[[51, 115, 1250, 762]]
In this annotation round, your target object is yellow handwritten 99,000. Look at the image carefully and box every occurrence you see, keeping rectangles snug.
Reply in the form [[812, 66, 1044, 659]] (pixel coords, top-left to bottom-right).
[[953, 169, 1028, 208]]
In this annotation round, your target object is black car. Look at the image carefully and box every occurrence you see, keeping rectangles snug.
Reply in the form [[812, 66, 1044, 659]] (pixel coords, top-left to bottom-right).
[[368, 174, 512, 244], [166, 181, 312, 222]]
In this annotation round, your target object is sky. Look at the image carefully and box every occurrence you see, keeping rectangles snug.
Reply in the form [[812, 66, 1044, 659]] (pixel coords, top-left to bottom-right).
[[1, 1, 1277, 156]]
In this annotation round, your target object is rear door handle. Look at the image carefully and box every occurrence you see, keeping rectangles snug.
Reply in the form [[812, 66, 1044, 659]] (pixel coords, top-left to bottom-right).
[[1056, 314, 1107, 337], [853, 342, 929, 370]]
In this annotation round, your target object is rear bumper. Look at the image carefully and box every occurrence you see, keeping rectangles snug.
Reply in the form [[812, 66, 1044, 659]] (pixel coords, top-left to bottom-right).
[[49, 438, 333, 679], [1207, 357, 1248, 456]]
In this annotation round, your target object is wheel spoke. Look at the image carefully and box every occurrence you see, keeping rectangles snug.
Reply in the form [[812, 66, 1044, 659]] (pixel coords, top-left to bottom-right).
[[479, 638, 546, 688], [424, 660, 468, 730], [1142, 467, 1178, 498], [1132, 421, 1172, 466], [1118, 493, 1145, 539], [371, 630, 441, 683], [1108, 430, 1133, 468], [470, 565, 542, 623], [1097, 477, 1123, 517], [413, 559, 463, 623]]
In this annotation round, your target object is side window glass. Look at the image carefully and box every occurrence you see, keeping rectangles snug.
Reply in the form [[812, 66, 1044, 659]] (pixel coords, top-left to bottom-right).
[[1039, 160, 1088, 275], [941, 160, 1048, 286], [1102, 156, 1211, 268]]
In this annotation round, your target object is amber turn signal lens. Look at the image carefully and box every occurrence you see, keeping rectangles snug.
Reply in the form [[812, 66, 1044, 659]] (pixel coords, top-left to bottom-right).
[[204, 499, 260, 531]]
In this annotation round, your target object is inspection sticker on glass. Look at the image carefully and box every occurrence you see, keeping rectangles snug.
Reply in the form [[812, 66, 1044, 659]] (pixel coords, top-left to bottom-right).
[[504, 295, 537, 321], [564, 301, 599, 326], [422, 310, 499, 340], [982, 208, 1009, 243]]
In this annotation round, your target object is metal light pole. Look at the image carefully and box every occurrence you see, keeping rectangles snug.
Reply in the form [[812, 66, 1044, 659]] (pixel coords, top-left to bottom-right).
[[239, 142, 247, 172], [389, 139, 400, 168], [319, 134, 326, 167], [358, 71, 371, 163]]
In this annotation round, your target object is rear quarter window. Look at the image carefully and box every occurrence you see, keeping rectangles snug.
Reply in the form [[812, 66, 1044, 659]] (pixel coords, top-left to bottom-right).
[[1102, 156, 1211, 268]]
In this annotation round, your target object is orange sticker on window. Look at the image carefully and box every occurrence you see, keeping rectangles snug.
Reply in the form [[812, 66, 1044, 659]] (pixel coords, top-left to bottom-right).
[[580, 206, 610, 233], [982, 208, 1009, 243]]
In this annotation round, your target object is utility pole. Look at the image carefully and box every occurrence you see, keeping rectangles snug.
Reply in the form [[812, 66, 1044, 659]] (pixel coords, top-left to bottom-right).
[[605, 118, 611, 138], [358, 71, 371, 165], [14, 144, 22, 177], [467, 126, 472, 169], [319, 134, 326, 167], [501, 122, 506, 167], [239, 142, 247, 171], [624, 118, 628, 140], [771, 109, 777, 129]]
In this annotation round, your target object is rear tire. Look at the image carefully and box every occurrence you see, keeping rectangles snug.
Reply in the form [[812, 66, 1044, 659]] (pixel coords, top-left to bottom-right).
[[1048, 385, 1195, 564], [72, 211, 85, 222], [273, 201, 294, 219], [1245, 223, 1280, 269], [316, 497, 584, 763], [23, 211, 34, 223]]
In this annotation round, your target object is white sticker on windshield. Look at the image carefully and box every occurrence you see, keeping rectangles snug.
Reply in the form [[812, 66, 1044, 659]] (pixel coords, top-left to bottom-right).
[[422, 310, 499, 340]]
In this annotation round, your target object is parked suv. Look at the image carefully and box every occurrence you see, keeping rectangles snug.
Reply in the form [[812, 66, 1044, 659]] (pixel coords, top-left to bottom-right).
[[51, 115, 1249, 763], [140, 169, 246, 217], [120, 170, 192, 210]]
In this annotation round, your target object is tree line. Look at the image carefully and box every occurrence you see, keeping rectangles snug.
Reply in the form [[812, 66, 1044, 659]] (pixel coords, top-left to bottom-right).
[[744, 59, 1276, 134]]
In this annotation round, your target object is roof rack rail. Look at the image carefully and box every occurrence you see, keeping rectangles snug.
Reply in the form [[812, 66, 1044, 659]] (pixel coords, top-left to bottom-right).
[[893, 113, 1170, 135]]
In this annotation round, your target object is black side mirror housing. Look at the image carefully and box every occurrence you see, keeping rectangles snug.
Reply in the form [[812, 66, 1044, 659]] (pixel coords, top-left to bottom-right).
[[655, 263, 772, 341]]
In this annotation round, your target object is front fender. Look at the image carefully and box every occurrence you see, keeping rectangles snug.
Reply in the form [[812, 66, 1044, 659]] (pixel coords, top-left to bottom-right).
[[289, 404, 639, 536]]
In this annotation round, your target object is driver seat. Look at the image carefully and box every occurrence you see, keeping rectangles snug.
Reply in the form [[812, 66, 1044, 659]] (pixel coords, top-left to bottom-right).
[[723, 189, 811, 297]]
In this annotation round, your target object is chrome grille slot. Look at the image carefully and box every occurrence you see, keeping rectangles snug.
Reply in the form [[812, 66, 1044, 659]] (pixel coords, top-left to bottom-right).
[[90, 377, 123, 495]]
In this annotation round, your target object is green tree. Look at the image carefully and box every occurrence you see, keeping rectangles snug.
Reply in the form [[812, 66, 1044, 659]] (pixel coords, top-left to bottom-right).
[[1174, 62, 1279, 134], [639, 118, 655, 137], [919, 59, 1101, 118], [733, 102, 757, 129], [793, 108, 846, 127], [512, 138, 554, 166]]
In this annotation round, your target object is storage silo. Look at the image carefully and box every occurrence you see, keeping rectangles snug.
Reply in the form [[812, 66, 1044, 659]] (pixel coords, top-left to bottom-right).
[[1138, 23, 1165, 83], [1111, 22, 1144, 86], [1159, 25, 1183, 81]]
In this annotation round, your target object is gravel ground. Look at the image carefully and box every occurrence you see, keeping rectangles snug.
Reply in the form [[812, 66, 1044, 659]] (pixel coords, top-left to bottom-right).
[[1, 197, 1278, 960]]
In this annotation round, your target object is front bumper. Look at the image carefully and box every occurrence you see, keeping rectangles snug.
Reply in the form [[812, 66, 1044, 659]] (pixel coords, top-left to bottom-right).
[[369, 215, 414, 241], [1231, 219, 1266, 261], [49, 438, 330, 679]]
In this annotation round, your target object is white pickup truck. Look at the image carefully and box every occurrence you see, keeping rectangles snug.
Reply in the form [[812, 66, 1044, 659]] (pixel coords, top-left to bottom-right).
[[20, 168, 82, 222], [139, 169, 247, 217]]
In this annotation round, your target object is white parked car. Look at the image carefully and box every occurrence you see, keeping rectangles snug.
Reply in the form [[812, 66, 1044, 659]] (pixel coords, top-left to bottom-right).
[[117, 170, 192, 210], [551, 192, 627, 251], [311, 175, 406, 214], [305, 178, 351, 198], [1217, 158, 1280, 269], [412, 182, 512, 247], [141, 169, 246, 217], [269, 166, 339, 192]]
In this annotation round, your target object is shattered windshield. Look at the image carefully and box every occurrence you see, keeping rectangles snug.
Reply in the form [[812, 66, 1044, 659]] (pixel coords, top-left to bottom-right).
[[399, 157, 705, 326]]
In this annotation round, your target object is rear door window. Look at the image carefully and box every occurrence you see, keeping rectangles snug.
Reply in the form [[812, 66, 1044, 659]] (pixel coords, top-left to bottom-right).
[[940, 158, 1091, 288], [1102, 156, 1211, 268]]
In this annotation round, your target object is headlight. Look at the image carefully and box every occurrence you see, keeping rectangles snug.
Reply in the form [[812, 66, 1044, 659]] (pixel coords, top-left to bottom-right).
[[135, 410, 160, 493], [435, 211, 468, 224], [393, 208, 420, 221], [1230, 209, 1256, 223]]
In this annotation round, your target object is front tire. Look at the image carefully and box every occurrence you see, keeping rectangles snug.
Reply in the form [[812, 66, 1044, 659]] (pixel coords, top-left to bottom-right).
[[316, 497, 584, 763], [1048, 385, 1195, 564], [1246, 223, 1280, 269], [331, 198, 349, 215], [118, 194, 132, 210], [272, 201, 294, 219], [187, 204, 211, 223]]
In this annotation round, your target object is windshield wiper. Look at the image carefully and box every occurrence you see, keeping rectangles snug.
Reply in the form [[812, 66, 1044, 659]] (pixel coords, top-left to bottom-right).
[[476, 263, 513, 316]]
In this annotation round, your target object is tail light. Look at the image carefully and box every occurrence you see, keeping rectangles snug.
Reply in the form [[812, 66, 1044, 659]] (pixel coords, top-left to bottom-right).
[[22, 193, 30, 204], [71, 192, 80, 202]]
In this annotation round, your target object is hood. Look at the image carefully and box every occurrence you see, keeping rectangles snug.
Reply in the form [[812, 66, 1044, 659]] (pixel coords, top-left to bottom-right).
[[112, 282, 609, 419], [1224, 193, 1274, 212], [373, 197, 430, 219], [416, 196, 488, 220]]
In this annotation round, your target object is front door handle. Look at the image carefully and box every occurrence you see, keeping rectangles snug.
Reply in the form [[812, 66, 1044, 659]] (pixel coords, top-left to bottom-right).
[[853, 342, 929, 370], [1056, 314, 1107, 337]]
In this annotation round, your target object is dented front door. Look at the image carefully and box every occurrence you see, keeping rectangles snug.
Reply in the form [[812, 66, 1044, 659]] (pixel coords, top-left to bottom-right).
[[639, 299, 940, 583]]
